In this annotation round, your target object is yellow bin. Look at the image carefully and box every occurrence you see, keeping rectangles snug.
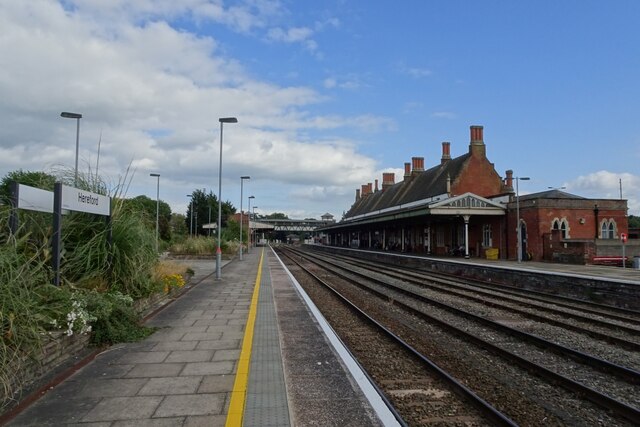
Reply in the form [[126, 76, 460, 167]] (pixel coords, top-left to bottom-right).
[[485, 248, 499, 260]]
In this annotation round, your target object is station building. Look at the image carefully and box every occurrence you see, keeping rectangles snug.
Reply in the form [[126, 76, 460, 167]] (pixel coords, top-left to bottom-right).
[[321, 125, 633, 263]]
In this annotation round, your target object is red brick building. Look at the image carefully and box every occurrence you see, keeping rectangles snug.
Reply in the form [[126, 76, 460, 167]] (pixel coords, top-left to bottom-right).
[[322, 125, 632, 263]]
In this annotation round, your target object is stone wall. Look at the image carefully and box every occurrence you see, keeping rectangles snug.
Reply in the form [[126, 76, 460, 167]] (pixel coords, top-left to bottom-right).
[[311, 245, 640, 310]]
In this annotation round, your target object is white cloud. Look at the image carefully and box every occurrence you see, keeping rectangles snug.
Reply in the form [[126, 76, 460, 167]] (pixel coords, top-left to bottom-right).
[[0, 1, 390, 219], [566, 170, 640, 215]]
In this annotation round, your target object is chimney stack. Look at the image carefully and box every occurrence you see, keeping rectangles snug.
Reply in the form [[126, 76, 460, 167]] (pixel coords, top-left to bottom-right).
[[404, 162, 411, 180], [411, 157, 425, 174], [469, 125, 486, 157], [367, 182, 373, 194], [505, 169, 514, 191], [374, 179, 379, 192], [361, 184, 368, 196], [382, 172, 395, 190], [441, 141, 451, 164], [355, 188, 360, 201]]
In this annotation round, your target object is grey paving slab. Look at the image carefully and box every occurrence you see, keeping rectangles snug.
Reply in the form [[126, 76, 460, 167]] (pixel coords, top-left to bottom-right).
[[81, 396, 163, 422], [153, 393, 224, 417], [112, 418, 185, 427], [181, 360, 235, 376], [138, 376, 202, 395], [165, 349, 214, 363], [198, 374, 236, 393]]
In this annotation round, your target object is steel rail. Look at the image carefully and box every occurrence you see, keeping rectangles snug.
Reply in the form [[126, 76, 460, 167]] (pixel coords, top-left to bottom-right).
[[283, 247, 640, 424], [279, 248, 518, 427]]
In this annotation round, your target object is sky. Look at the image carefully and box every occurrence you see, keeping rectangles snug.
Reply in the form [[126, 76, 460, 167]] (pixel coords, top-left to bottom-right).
[[1, 0, 639, 220]]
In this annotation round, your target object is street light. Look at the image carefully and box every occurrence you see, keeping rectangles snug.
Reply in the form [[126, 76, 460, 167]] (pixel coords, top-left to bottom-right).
[[60, 112, 82, 186], [187, 194, 193, 237], [252, 206, 258, 247], [217, 117, 238, 280], [515, 176, 530, 262], [239, 176, 250, 260], [150, 173, 160, 252], [247, 196, 255, 253]]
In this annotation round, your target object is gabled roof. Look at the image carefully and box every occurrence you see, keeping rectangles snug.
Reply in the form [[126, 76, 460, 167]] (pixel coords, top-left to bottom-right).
[[345, 153, 470, 218]]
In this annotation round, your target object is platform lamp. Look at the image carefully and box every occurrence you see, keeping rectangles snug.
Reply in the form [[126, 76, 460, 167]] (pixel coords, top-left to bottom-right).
[[60, 112, 82, 186], [216, 117, 238, 280], [239, 176, 250, 260], [247, 196, 255, 253], [150, 173, 160, 252], [515, 176, 530, 262]]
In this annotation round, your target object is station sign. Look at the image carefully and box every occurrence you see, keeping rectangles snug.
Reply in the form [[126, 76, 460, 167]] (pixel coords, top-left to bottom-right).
[[621, 233, 627, 243], [17, 184, 54, 213], [61, 185, 110, 216]]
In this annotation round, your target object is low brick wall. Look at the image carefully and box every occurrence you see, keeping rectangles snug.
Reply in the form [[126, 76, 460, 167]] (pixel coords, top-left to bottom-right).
[[2, 285, 185, 413], [311, 245, 640, 310]]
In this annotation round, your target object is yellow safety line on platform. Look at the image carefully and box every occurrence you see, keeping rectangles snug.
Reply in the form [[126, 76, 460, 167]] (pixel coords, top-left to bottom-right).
[[225, 248, 264, 427]]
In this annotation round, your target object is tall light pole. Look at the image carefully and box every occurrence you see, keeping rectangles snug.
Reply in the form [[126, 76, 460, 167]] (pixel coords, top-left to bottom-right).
[[239, 176, 250, 260], [252, 206, 258, 247], [150, 173, 160, 252], [515, 176, 530, 262], [60, 112, 82, 186], [217, 117, 238, 280], [247, 195, 255, 254], [187, 194, 193, 237]]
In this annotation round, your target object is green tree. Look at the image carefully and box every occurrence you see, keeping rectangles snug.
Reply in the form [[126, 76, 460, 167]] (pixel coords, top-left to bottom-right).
[[127, 195, 172, 241], [186, 189, 236, 236], [629, 215, 640, 229], [266, 212, 288, 219]]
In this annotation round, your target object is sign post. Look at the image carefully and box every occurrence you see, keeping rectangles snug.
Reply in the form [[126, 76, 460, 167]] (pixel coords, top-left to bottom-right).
[[52, 184, 112, 285]]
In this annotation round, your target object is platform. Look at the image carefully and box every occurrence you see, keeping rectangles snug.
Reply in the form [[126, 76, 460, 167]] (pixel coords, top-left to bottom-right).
[[5, 248, 394, 426]]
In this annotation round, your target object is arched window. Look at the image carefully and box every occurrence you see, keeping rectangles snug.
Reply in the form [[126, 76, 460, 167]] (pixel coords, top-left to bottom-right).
[[551, 218, 569, 239], [600, 219, 616, 239], [560, 220, 568, 239]]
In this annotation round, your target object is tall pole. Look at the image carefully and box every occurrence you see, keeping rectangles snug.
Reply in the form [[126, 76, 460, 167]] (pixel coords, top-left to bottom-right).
[[248, 196, 254, 254], [240, 176, 250, 260], [217, 117, 238, 280], [60, 112, 82, 187], [150, 173, 160, 252]]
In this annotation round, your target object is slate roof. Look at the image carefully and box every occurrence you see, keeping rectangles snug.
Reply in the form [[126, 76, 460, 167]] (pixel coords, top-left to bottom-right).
[[345, 153, 471, 218], [519, 189, 585, 201]]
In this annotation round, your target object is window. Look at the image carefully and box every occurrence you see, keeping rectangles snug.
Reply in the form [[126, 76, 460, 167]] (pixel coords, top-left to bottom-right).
[[482, 224, 492, 247], [600, 219, 616, 239], [551, 218, 569, 238], [436, 229, 445, 247]]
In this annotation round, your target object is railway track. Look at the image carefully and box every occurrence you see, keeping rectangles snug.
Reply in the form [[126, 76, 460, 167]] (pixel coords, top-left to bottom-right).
[[274, 248, 516, 426], [276, 246, 640, 426]]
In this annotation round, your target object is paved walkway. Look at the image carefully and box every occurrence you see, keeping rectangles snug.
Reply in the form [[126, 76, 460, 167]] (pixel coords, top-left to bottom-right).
[[6, 249, 388, 427], [7, 256, 248, 426]]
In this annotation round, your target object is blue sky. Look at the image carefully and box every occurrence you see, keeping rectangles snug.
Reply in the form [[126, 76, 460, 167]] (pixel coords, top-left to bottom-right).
[[1, 0, 639, 218]]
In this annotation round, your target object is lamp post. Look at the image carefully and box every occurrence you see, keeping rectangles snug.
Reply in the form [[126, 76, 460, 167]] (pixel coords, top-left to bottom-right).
[[515, 176, 530, 262], [247, 196, 254, 253], [187, 195, 193, 237], [217, 117, 238, 280], [239, 176, 250, 260], [60, 112, 82, 186], [150, 173, 160, 252], [252, 206, 258, 247]]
